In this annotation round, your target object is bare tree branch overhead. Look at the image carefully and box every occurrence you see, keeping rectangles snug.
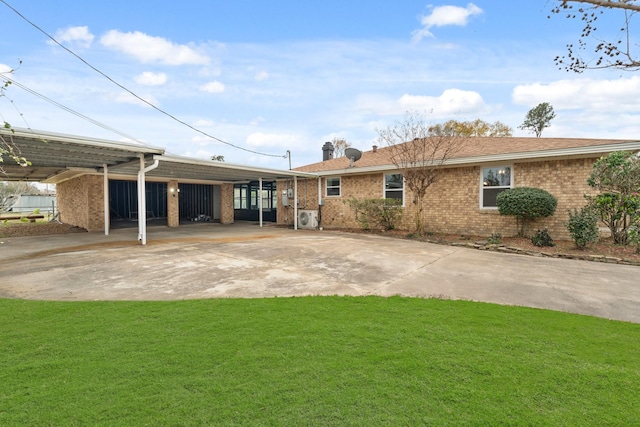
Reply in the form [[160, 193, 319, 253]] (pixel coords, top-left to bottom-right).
[[551, 0, 640, 71]]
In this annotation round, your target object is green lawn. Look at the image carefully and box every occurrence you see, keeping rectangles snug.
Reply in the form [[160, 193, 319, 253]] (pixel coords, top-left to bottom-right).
[[1, 296, 638, 426]]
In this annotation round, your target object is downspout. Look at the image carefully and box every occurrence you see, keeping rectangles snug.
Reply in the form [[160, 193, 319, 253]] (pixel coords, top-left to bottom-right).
[[103, 164, 110, 236], [137, 155, 160, 245]]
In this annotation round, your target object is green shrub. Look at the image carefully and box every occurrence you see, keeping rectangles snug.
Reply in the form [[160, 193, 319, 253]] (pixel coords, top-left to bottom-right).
[[565, 207, 599, 249], [496, 187, 558, 237], [586, 151, 640, 244], [628, 225, 640, 254], [344, 198, 403, 231], [531, 229, 555, 247], [487, 233, 502, 245]]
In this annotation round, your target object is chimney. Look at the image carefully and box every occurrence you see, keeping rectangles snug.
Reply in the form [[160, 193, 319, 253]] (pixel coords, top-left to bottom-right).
[[322, 141, 334, 161], [372, 145, 378, 153]]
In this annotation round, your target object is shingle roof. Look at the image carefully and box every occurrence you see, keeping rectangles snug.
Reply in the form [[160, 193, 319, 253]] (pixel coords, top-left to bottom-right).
[[295, 137, 640, 174]]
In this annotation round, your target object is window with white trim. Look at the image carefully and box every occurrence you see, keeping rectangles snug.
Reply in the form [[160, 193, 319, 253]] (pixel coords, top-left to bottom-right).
[[481, 166, 511, 208], [326, 177, 341, 197], [384, 173, 404, 204]]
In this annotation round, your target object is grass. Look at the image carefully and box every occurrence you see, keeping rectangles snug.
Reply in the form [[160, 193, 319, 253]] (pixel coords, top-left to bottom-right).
[[1, 296, 639, 426]]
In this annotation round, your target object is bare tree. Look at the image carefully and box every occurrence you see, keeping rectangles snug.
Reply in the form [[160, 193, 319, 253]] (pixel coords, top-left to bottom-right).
[[0, 181, 41, 212], [377, 112, 467, 234], [551, 0, 640, 71], [331, 137, 351, 158]]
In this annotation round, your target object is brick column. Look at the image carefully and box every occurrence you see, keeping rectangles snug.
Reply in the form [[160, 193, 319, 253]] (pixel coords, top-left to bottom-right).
[[167, 180, 179, 227], [220, 183, 235, 224]]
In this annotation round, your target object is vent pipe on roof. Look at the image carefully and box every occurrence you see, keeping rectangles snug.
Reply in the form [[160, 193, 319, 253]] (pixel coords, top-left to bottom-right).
[[322, 141, 334, 161]]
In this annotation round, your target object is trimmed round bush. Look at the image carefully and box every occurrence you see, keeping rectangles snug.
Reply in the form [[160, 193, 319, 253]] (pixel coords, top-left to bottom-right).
[[497, 187, 557, 236]]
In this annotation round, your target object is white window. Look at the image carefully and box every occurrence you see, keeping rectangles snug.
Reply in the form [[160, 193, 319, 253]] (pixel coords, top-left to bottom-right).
[[326, 177, 341, 197], [481, 166, 512, 208], [384, 173, 404, 204]]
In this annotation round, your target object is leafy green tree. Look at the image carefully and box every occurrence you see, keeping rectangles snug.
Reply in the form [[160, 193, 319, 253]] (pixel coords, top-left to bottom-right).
[[551, 1, 640, 72], [428, 119, 512, 137], [497, 187, 558, 237], [519, 102, 556, 138], [586, 151, 640, 244]]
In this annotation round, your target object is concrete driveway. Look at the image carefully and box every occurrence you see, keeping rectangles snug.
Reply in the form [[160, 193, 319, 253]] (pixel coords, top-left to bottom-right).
[[1, 223, 639, 323]]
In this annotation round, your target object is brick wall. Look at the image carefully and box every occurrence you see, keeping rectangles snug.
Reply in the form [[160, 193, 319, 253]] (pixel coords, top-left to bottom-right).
[[57, 174, 105, 231], [282, 157, 599, 239]]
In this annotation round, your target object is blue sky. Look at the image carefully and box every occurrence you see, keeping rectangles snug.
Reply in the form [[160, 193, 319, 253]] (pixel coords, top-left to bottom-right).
[[1, 1, 639, 169]]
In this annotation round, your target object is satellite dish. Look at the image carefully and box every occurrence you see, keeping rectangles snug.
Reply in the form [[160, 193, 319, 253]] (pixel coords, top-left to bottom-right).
[[344, 148, 362, 167]]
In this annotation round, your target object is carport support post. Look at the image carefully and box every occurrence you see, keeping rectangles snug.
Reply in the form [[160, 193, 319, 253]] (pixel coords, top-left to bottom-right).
[[137, 155, 160, 245], [103, 164, 110, 236], [137, 156, 146, 244], [294, 175, 298, 230], [258, 178, 263, 227]]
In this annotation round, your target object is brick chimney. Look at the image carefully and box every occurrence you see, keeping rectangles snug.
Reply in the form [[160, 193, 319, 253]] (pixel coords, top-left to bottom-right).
[[372, 145, 378, 153], [322, 141, 334, 161]]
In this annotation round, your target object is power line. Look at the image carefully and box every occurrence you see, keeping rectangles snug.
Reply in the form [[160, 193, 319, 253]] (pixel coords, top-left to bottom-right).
[[0, 73, 151, 146], [0, 0, 288, 159]]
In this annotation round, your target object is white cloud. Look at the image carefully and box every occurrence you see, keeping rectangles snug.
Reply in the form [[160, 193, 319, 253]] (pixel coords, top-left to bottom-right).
[[512, 76, 640, 112], [412, 3, 483, 42], [112, 91, 158, 107], [250, 116, 266, 126], [246, 132, 300, 148], [193, 119, 215, 127], [134, 71, 168, 86], [254, 71, 269, 81], [0, 63, 12, 73], [399, 89, 485, 114], [200, 81, 225, 93], [100, 30, 210, 65], [49, 26, 95, 48]]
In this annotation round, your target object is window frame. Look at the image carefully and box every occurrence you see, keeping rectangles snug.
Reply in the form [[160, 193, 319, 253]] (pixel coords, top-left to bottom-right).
[[480, 165, 513, 209], [384, 173, 404, 206], [325, 176, 341, 197]]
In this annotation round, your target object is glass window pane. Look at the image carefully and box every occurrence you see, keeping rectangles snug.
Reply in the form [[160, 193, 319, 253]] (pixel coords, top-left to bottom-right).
[[385, 174, 403, 189], [327, 188, 340, 196], [483, 167, 511, 187], [483, 187, 508, 208]]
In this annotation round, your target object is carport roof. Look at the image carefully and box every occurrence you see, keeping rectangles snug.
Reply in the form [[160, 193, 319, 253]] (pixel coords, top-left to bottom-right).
[[1, 128, 317, 183]]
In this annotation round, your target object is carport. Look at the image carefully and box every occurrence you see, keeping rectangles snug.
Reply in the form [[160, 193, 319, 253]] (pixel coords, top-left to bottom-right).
[[1, 127, 317, 244]]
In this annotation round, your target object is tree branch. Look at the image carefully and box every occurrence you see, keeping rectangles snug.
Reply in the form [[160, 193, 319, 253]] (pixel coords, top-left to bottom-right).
[[559, 0, 640, 13]]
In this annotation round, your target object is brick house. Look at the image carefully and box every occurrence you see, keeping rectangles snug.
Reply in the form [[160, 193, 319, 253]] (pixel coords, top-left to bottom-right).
[[283, 137, 640, 239]]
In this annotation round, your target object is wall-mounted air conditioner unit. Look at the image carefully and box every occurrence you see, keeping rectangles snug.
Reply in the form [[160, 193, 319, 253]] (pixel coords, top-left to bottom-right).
[[298, 210, 318, 229]]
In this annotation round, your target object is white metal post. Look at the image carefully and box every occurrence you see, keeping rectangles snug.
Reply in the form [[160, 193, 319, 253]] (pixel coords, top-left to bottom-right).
[[258, 177, 263, 227], [103, 164, 110, 236]]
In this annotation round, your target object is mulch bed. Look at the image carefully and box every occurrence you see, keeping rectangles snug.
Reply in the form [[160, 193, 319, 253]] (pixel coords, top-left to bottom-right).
[[0, 223, 87, 238]]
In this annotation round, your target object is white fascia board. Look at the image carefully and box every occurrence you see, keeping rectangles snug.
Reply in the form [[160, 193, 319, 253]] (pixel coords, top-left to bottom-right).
[[155, 154, 318, 178], [312, 142, 640, 176]]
